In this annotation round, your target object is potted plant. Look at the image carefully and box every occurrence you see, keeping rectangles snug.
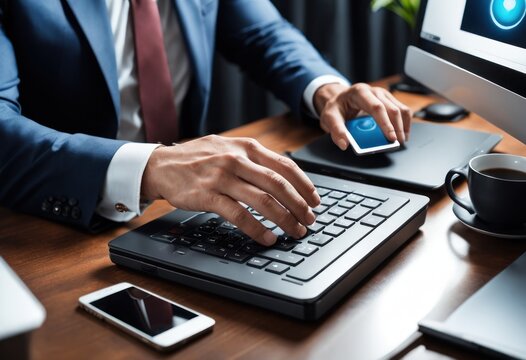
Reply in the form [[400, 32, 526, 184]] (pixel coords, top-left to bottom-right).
[[371, 0, 429, 94], [371, 0, 421, 29]]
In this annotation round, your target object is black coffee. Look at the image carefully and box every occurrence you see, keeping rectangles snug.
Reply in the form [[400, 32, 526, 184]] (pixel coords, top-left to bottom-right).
[[481, 168, 526, 181]]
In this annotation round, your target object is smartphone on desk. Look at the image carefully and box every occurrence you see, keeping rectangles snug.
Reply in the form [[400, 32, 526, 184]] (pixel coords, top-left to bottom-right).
[[79, 282, 214, 351], [345, 115, 400, 155]]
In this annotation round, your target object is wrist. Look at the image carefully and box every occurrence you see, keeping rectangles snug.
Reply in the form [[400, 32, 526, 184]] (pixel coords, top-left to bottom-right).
[[314, 83, 349, 115], [140, 146, 165, 200]]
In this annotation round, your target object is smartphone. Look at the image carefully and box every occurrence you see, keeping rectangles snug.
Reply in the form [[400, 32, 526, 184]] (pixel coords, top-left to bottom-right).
[[78, 283, 215, 351], [345, 115, 400, 155]]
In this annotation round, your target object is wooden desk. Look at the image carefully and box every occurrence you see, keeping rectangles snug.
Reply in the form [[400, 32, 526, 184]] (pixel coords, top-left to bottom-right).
[[1, 78, 525, 359]]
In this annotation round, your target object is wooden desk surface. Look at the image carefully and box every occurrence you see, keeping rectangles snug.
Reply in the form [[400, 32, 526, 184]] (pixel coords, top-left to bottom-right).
[[1, 77, 525, 360]]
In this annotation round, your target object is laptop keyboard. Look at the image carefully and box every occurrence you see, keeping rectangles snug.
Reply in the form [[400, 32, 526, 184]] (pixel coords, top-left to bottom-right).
[[150, 186, 409, 282]]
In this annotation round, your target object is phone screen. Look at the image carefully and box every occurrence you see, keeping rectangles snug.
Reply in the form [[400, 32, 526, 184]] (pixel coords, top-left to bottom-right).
[[90, 287, 197, 337], [346, 116, 393, 149]]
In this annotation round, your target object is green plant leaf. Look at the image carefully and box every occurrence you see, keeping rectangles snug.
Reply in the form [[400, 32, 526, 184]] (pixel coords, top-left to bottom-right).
[[371, 0, 394, 12]]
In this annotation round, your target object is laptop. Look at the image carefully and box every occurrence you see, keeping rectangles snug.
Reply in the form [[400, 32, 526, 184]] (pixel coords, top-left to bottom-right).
[[289, 123, 501, 190], [109, 172, 428, 320], [419, 251, 526, 359]]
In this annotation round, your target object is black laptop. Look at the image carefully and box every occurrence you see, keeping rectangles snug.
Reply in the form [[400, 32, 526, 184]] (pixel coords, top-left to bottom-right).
[[109, 172, 428, 320]]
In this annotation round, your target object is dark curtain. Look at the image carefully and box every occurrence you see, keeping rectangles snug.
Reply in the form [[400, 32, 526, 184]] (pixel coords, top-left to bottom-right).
[[206, 0, 412, 134]]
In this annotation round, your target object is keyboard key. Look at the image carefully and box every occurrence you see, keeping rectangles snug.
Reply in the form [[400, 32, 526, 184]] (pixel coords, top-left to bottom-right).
[[265, 262, 290, 275], [373, 196, 409, 218], [198, 224, 216, 233], [328, 207, 348, 217], [316, 187, 331, 197], [241, 241, 267, 254], [361, 215, 386, 227], [190, 241, 209, 252], [292, 244, 318, 257], [227, 251, 250, 263], [258, 250, 304, 266], [312, 205, 329, 215], [186, 231, 206, 240], [347, 194, 364, 203], [307, 222, 325, 233], [316, 214, 337, 225], [320, 197, 338, 207], [353, 191, 389, 202], [328, 191, 347, 200], [172, 236, 195, 246], [253, 214, 264, 221], [323, 225, 345, 237], [361, 199, 382, 209], [247, 257, 270, 269], [338, 200, 356, 209], [334, 218, 354, 229], [344, 206, 371, 221], [204, 236, 220, 245], [286, 224, 373, 282], [205, 245, 228, 257], [220, 221, 237, 230], [274, 239, 299, 251], [307, 234, 332, 246], [206, 217, 225, 226]]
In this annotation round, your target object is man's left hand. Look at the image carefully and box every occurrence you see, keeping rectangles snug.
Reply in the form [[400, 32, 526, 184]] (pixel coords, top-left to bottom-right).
[[314, 83, 413, 150]]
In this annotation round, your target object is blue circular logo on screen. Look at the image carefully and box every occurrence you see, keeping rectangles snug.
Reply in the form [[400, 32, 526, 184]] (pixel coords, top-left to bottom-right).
[[355, 118, 377, 132], [491, 0, 526, 29]]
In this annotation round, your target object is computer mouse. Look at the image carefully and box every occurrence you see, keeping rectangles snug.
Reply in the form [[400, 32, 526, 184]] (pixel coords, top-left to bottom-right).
[[414, 102, 469, 122]]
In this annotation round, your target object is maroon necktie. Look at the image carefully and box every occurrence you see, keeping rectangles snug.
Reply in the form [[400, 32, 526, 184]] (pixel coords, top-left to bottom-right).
[[130, 0, 179, 144]]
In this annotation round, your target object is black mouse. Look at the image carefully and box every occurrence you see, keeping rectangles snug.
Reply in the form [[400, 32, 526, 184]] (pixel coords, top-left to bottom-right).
[[414, 102, 469, 122]]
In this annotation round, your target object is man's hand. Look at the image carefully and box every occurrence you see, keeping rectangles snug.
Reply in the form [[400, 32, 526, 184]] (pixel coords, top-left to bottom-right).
[[141, 135, 320, 246], [314, 83, 413, 150]]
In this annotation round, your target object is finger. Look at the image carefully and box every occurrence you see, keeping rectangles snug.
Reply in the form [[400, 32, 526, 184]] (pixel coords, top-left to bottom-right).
[[246, 141, 320, 207], [384, 91, 412, 140], [208, 194, 278, 246], [221, 178, 308, 240], [233, 157, 316, 226], [348, 86, 397, 142], [320, 106, 350, 151], [372, 89, 406, 143]]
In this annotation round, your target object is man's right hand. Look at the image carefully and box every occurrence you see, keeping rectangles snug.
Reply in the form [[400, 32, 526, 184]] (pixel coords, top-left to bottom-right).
[[141, 135, 320, 246]]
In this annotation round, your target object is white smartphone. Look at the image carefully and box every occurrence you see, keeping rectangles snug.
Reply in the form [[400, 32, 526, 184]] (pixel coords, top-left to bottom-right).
[[345, 115, 400, 156], [78, 282, 215, 351]]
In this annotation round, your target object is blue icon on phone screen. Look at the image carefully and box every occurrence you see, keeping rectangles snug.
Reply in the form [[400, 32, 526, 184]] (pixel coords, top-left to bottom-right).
[[346, 116, 391, 149], [491, 0, 526, 29]]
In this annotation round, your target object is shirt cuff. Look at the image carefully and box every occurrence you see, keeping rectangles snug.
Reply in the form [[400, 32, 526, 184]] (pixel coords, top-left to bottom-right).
[[303, 75, 351, 119], [96, 142, 161, 222]]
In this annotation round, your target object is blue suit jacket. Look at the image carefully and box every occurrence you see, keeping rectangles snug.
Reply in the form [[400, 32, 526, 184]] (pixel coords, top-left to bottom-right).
[[0, 0, 343, 230]]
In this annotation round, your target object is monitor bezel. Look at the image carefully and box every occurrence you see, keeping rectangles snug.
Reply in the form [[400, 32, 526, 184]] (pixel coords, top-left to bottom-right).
[[413, 0, 526, 98]]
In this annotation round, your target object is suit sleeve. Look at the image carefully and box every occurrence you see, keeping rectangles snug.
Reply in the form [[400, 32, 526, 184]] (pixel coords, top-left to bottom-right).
[[0, 10, 126, 231], [216, 0, 349, 118]]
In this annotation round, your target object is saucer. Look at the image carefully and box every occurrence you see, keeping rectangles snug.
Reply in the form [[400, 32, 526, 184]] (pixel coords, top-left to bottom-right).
[[452, 204, 526, 239]]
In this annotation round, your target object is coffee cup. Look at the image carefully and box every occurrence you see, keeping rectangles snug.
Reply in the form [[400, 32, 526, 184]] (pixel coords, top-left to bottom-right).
[[445, 153, 526, 225]]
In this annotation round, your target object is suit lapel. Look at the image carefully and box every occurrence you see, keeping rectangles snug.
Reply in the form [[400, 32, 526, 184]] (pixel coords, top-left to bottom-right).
[[64, 0, 120, 119], [173, 0, 211, 121]]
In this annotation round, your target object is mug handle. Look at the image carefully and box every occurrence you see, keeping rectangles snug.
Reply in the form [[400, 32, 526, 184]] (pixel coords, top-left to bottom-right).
[[445, 165, 475, 214]]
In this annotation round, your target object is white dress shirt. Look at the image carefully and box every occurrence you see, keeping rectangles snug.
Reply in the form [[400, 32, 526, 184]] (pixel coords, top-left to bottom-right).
[[97, 0, 349, 222]]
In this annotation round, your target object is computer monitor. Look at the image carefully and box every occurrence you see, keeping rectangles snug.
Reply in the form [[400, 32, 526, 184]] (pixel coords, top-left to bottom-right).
[[405, 0, 526, 144]]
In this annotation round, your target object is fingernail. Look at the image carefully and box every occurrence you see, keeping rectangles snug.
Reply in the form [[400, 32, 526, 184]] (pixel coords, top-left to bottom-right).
[[306, 209, 316, 225], [337, 138, 347, 151], [399, 132, 406, 143], [263, 230, 277, 246], [312, 189, 321, 205], [405, 132, 410, 141], [297, 225, 308, 239]]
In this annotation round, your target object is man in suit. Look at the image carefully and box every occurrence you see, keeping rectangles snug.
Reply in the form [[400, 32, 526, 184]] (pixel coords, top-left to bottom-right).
[[0, 0, 411, 245]]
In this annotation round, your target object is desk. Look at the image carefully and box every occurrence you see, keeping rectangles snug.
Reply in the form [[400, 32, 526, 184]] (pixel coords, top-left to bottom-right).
[[1, 77, 525, 359]]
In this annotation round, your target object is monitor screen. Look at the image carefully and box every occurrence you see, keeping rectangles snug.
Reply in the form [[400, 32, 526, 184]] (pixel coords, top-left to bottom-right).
[[406, 0, 526, 143], [421, 0, 525, 75]]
